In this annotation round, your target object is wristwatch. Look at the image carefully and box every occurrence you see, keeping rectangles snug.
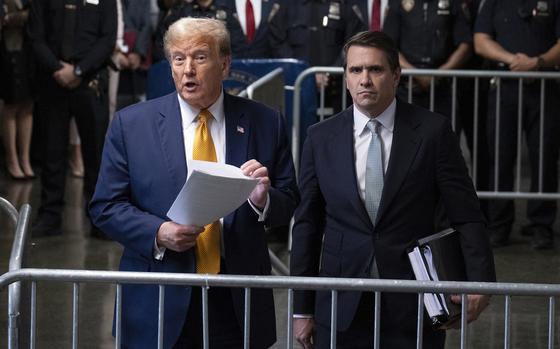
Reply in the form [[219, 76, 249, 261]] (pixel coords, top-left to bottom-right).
[[74, 65, 83, 77], [536, 56, 545, 70]]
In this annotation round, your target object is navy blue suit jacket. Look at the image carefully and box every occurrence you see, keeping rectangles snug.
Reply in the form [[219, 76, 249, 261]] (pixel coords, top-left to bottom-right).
[[290, 100, 495, 348], [90, 92, 299, 349]]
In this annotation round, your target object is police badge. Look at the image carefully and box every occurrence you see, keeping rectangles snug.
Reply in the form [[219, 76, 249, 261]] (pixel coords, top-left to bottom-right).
[[402, 0, 414, 12], [328, 2, 341, 20], [534, 1, 550, 16], [437, 0, 450, 15], [215, 9, 227, 21]]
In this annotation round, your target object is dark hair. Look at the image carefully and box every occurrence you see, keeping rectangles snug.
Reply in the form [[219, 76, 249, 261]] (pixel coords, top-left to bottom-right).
[[342, 31, 400, 72]]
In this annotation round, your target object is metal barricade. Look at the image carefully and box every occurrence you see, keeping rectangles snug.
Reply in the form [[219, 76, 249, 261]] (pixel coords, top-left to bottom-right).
[[292, 68, 560, 202], [0, 197, 32, 349], [1, 268, 559, 349]]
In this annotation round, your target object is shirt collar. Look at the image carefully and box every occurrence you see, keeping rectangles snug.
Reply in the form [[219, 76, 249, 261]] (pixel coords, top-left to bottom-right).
[[177, 90, 225, 128], [353, 98, 396, 136]]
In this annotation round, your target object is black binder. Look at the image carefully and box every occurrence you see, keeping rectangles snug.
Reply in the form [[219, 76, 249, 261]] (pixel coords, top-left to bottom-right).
[[407, 228, 467, 329]]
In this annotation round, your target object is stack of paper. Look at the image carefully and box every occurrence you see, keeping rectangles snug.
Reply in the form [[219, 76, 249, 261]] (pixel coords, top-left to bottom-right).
[[167, 160, 259, 226]]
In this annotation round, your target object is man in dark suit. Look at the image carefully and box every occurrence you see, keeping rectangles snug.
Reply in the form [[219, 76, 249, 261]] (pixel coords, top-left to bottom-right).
[[89, 17, 299, 349], [290, 31, 495, 349]]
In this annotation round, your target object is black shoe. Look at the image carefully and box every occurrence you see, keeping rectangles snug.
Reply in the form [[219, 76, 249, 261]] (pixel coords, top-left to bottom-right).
[[31, 219, 62, 237], [530, 226, 554, 250], [90, 226, 111, 240], [490, 228, 510, 248]]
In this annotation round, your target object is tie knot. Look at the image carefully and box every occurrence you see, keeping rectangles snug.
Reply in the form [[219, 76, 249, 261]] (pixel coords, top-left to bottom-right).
[[198, 109, 213, 125], [367, 119, 380, 135]]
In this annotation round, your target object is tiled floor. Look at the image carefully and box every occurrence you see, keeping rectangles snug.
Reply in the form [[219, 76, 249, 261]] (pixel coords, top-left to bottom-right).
[[1, 173, 560, 348]]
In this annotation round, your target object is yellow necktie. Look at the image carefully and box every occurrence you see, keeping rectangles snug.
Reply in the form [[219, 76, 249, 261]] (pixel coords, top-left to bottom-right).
[[192, 109, 221, 274]]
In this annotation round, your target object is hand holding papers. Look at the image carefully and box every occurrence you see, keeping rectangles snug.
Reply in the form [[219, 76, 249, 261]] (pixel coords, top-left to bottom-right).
[[407, 228, 467, 329], [167, 160, 259, 226]]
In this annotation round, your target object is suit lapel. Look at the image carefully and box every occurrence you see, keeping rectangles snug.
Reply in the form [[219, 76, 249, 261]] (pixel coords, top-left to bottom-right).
[[224, 94, 249, 167], [332, 109, 373, 229], [157, 94, 187, 193], [223, 94, 249, 230], [375, 101, 422, 224]]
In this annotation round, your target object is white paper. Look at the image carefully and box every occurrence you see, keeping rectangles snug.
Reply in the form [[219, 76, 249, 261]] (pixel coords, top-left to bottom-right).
[[167, 160, 259, 226]]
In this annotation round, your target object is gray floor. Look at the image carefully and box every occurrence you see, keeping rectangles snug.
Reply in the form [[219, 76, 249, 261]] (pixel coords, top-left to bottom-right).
[[1, 174, 560, 349]]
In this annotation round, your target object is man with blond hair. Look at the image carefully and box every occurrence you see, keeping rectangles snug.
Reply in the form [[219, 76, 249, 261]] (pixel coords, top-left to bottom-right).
[[90, 17, 298, 348]]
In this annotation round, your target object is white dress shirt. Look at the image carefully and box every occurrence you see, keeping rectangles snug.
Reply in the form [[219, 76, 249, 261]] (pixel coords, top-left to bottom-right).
[[353, 99, 395, 203], [154, 91, 268, 259], [235, 0, 262, 34], [367, 0, 389, 29]]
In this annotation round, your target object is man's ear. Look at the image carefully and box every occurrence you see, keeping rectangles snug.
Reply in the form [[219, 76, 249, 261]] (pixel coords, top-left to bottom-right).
[[393, 67, 401, 89], [222, 55, 232, 78]]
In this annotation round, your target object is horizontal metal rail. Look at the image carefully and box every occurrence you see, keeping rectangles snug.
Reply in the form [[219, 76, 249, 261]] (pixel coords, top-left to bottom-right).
[[2, 268, 560, 296], [292, 67, 560, 201], [237, 67, 284, 99]]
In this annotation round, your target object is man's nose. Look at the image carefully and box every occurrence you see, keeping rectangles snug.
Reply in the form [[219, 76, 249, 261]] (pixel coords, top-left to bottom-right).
[[359, 72, 372, 86], [184, 58, 195, 75]]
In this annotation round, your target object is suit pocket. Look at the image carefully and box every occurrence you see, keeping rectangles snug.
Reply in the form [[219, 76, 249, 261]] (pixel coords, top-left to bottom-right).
[[320, 230, 342, 276]]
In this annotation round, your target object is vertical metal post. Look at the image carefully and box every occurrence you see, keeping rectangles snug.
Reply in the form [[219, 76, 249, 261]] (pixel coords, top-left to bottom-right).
[[342, 74, 347, 109], [319, 81, 326, 121], [504, 295, 511, 349], [244, 288, 251, 349], [374, 291, 381, 349], [460, 294, 468, 349], [72, 283, 80, 349], [115, 284, 122, 349], [429, 77, 435, 112], [494, 78, 501, 190], [548, 296, 555, 349], [451, 77, 457, 131], [330, 290, 337, 349], [157, 285, 165, 349], [538, 79, 545, 192], [287, 289, 294, 349], [515, 79, 523, 192], [30, 281, 36, 349], [473, 77, 480, 188], [416, 293, 424, 349], [202, 287, 209, 349]]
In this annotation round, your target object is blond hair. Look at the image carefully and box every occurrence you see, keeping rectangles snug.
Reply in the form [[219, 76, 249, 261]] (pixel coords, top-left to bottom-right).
[[163, 17, 231, 60]]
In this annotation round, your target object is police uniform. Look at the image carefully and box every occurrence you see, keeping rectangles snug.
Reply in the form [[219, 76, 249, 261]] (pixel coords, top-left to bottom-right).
[[152, 0, 244, 62], [27, 0, 116, 237], [384, 0, 471, 116], [475, 0, 560, 248], [269, 0, 366, 115]]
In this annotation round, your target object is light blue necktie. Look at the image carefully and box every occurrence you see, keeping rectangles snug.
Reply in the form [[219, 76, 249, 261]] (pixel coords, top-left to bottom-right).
[[365, 119, 384, 226]]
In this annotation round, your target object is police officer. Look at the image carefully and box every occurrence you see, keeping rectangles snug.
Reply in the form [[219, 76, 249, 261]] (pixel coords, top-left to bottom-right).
[[269, 0, 366, 115], [474, 0, 560, 249], [27, 0, 116, 237], [217, 0, 282, 59], [152, 0, 244, 62], [384, 0, 472, 117]]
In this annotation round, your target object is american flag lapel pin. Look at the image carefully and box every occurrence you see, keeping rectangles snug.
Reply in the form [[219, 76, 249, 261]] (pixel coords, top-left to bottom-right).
[[237, 125, 245, 134]]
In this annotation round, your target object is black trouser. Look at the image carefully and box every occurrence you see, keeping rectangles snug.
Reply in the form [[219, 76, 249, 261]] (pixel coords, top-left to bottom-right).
[[35, 72, 109, 225], [173, 285, 244, 348], [486, 80, 560, 233]]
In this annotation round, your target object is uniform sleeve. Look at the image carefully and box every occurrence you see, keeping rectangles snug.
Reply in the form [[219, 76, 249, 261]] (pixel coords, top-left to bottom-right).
[[555, 0, 560, 38], [77, 0, 117, 75], [27, 0, 63, 73], [452, 0, 472, 45], [473, 0, 495, 35], [383, 0, 401, 46], [267, 3, 294, 58]]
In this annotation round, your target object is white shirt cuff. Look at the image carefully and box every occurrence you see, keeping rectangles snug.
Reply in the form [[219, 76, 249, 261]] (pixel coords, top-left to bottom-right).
[[248, 193, 270, 222], [293, 314, 314, 319], [153, 238, 166, 260]]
